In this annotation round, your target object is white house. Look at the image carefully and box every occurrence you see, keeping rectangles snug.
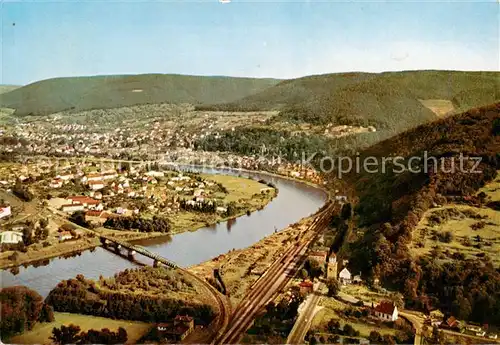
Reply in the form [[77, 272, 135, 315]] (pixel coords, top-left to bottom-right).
[[216, 206, 228, 213], [49, 179, 63, 189], [88, 181, 105, 190], [56, 173, 74, 181], [0, 205, 12, 219], [61, 203, 85, 213], [58, 231, 73, 241], [339, 268, 352, 284], [0, 231, 23, 244], [86, 174, 103, 182], [374, 301, 398, 321], [145, 171, 164, 178]]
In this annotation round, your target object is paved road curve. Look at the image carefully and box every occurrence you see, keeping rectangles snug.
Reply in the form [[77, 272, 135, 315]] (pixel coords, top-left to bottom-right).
[[287, 283, 323, 344]]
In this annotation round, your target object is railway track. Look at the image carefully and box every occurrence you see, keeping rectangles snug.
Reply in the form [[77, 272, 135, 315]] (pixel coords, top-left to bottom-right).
[[214, 201, 338, 345]]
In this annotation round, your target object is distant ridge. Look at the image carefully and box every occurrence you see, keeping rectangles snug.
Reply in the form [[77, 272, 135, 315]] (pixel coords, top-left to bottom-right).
[[0, 85, 20, 95], [197, 70, 500, 132], [0, 74, 280, 116]]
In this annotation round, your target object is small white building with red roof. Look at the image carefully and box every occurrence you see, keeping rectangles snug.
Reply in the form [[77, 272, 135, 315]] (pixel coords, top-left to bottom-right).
[[374, 301, 398, 321]]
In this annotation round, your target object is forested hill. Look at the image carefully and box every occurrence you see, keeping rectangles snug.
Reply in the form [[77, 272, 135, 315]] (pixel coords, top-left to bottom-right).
[[198, 70, 500, 133], [348, 102, 500, 325], [0, 74, 280, 116]]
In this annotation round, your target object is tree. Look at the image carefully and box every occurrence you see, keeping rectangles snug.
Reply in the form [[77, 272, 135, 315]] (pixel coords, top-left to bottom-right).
[[298, 268, 309, 280], [390, 292, 405, 309], [39, 304, 55, 323], [39, 218, 49, 229], [0, 286, 45, 338], [341, 203, 353, 220], [326, 278, 340, 297], [50, 324, 81, 345], [22, 227, 33, 246], [343, 324, 358, 337], [369, 330, 383, 343], [382, 334, 395, 345], [304, 258, 323, 280], [493, 118, 500, 136], [70, 211, 89, 228]]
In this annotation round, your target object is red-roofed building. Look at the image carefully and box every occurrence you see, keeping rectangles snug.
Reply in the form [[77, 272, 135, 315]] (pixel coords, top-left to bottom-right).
[[61, 203, 85, 213], [88, 181, 105, 190], [374, 301, 398, 321], [59, 231, 73, 241], [156, 315, 194, 341], [298, 280, 314, 295], [308, 250, 328, 264]]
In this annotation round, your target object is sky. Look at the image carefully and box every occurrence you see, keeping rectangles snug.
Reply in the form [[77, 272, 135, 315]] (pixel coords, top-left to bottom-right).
[[1, 0, 499, 85]]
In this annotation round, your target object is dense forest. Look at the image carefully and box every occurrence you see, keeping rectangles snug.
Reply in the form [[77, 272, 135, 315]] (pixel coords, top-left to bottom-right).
[[347, 103, 500, 325], [45, 271, 215, 325], [197, 71, 499, 131]]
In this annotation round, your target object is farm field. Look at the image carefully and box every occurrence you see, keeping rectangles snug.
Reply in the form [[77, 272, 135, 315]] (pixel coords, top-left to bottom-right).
[[8, 312, 152, 344], [410, 173, 500, 267]]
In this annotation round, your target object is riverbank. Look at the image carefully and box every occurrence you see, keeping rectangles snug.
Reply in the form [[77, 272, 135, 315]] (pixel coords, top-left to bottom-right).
[[0, 228, 170, 270], [188, 214, 315, 305], [0, 174, 277, 270]]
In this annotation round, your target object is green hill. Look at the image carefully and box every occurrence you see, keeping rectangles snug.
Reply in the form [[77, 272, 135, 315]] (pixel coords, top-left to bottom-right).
[[198, 70, 500, 132], [347, 102, 500, 325], [0, 74, 280, 116]]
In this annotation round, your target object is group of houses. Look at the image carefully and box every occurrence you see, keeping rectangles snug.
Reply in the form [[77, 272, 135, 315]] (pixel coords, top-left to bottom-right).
[[430, 315, 498, 339], [155, 315, 195, 341]]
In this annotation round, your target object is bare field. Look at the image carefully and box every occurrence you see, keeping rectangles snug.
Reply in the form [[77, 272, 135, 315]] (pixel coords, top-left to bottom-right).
[[419, 99, 455, 117]]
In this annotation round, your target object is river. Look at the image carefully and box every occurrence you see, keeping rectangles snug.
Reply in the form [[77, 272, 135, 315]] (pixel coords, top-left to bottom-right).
[[1, 166, 327, 297]]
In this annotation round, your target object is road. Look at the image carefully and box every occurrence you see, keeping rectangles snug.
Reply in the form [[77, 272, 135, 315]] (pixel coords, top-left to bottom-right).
[[287, 283, 323, 344], [399, 311, 423, 345], [213, 202, 337, 345]]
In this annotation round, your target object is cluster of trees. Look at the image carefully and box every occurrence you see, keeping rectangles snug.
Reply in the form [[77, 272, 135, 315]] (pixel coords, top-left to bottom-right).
[[195, 127, 333, 163], [104, 267, 194, 293], [348, 103, 500, 325], [45, 274, 215, 325], [12, 181, 34, 201], [179, 199, 219, 214], [0, 286, 54, 339], [50, 324, 127, 345], [247, 292, 303, 340], [103, 216, 170, 233], [326, 320, 360, 337]]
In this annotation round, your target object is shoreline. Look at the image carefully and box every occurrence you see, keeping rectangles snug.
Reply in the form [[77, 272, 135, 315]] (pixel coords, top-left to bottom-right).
[[0, 186, 278, 271], [1, 166, 327, 273]]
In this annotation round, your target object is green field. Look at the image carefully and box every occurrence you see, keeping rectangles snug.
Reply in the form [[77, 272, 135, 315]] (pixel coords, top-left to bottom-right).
[[201, 174, 272, 203], [168, 174, 275, 233], [411, 205, 500, 266], [312, 297, 397, 338], [8, 312, 152, 344]]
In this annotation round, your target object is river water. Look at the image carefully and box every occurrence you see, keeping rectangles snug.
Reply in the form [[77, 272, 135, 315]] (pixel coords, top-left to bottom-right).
[[1, 167, 327, 297]]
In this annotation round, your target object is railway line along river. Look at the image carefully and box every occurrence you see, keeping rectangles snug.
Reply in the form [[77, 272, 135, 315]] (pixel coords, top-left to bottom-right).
[[1, 166, 327, 297]]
